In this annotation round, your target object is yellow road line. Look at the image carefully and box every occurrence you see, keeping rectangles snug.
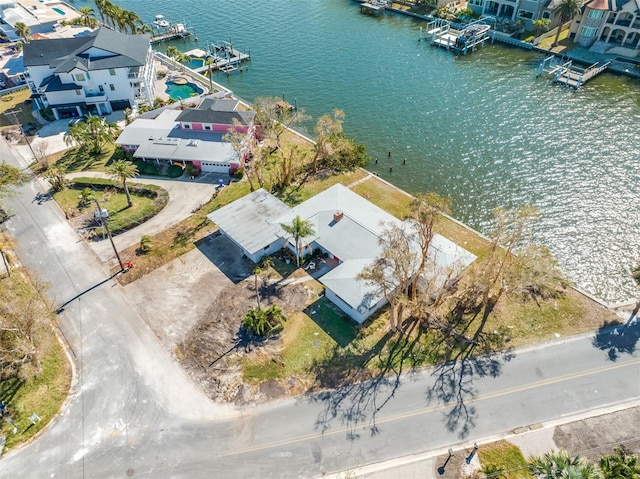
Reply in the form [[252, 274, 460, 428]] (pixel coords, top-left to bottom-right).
[[222, 358, 640, 457]]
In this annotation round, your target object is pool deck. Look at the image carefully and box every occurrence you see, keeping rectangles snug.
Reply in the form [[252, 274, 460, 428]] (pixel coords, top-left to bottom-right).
[[153, 56, 212, 102]]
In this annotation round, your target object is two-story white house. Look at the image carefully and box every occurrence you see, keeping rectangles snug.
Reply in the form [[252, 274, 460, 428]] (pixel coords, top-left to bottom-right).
[[23, 28, 155, 119]]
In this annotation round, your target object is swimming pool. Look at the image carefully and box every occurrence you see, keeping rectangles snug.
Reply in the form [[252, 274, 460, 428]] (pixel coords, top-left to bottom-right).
[[165, 81, 204, 100], [52, 7, 65, 15], [185, 57, 205, 70]]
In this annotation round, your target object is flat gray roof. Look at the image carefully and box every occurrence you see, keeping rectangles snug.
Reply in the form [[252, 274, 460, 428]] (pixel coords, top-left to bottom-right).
[[207, 189, 291, 255]]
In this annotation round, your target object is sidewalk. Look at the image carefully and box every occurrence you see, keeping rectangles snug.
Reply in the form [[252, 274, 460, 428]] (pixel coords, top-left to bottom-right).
[[323, 400, 640, 478]]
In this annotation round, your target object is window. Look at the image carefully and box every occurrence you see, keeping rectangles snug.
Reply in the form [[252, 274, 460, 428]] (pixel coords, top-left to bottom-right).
[[184, 124, 191, 129], [587, 9, 604, 19], [518, 10, 534, 19], [542, 10, 551, 19], [75, 73, 86, 81], [109, 84, 115, 91], [469, 0, 482, 5], [98, 85, 104, 92], [580, 26, 597, 37], [204, 125, 211, 130], [109, 68, 116, 76], [75, 89, 81, 95]]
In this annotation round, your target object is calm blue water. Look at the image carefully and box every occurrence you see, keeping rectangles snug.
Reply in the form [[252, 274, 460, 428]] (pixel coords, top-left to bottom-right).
[[77, 0, 640, 303]]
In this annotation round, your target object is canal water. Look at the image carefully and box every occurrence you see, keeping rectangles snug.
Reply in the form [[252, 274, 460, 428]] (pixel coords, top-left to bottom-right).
[[78, 0, 640, 303]]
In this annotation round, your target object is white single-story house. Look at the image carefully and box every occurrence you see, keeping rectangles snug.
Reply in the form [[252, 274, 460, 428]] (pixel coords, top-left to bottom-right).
[[208, 184, 476, 324]]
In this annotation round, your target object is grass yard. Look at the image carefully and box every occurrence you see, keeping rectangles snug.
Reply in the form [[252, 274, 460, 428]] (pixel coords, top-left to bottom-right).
[[479, 440, 534, 479], [54, 145, 116, 172], [0, 264, 71, 453], [351, 176, 493, 259], [53, 178, 167, 236], [0, 88, 37, 129]]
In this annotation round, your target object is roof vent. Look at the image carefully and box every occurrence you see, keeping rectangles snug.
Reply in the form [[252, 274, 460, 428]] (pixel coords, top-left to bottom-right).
[[333, 211, 344, 222]]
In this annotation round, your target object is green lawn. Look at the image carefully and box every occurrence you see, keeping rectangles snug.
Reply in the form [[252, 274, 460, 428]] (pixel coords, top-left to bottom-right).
[[479, 440, 534, 479], [0, 88, 37, 129], [53, 179, 167, 236]]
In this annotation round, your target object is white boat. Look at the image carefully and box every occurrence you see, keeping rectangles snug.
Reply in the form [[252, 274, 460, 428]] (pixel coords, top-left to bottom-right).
[[153, 15, 170, 28], [455, 24, 490, 48]]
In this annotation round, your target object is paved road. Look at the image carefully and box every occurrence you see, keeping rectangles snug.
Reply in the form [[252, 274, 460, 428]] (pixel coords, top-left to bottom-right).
[[1, 139, 639, 478]]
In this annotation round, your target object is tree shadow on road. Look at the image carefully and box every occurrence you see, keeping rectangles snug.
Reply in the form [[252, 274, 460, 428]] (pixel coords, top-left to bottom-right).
[[308, 319, 424, 441], [592, 317, 640, 361], [425, 349, 514, 439]]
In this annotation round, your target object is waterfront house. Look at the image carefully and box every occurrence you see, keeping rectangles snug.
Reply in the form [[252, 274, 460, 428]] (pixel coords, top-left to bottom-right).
[[572, 0, 640, 57], [115, 96, 258, 173], [0, 0, 80, 42], [469, 0, 553, 30], [208, 184, 476, 324], [23, 28, 156, 119]]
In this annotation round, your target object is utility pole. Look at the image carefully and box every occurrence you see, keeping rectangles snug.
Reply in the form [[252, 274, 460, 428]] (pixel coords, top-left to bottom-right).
[[93, 199, 124, 270], [3, 110, 37, 162]]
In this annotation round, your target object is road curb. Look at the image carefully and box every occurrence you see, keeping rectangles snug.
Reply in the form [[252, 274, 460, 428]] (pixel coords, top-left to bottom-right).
[[319, 399, 640, 479]]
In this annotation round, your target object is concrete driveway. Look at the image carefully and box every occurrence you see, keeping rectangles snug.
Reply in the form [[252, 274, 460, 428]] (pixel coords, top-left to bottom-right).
[[65, 172, 219, 267]]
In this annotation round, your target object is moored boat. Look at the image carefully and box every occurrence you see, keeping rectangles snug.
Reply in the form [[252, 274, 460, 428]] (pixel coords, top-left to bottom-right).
[[455, 24, 490, 48], [153, 15, 170, 28]]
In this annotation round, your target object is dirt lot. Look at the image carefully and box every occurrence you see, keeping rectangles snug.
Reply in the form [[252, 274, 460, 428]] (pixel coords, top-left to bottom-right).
[[125, 232, 318, 404]]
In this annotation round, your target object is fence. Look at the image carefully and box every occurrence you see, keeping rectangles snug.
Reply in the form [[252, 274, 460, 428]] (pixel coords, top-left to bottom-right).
[[0, 83, 30, 98]]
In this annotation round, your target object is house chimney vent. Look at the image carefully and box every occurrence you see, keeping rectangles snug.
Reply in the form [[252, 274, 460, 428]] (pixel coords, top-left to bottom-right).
[[333, 211, 343, 222]]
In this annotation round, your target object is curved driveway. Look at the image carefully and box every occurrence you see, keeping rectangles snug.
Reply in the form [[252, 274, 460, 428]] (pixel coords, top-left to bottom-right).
[[1, 139, 639, 479]]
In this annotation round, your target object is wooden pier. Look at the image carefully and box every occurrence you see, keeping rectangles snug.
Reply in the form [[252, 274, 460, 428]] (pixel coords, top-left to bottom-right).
[[360, 1, 388, 15], [150, 24, 192, 44], [537, 56, 610, 89]]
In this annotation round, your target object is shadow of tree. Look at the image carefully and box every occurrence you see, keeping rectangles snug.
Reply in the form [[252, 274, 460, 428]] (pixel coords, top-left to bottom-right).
[[426, 349, 514, 439], [592, 317, 640, 361], [308, 320, 426, 440]]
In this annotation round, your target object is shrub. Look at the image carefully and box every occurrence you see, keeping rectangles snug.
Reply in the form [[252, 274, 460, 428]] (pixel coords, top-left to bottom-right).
[[185, 163, 201, 178], [133, 160, 161, 176], [233, 167, 245, 179], [138, 235, 152, 254], [242, 304, 287, 338], [78, 187, 94, 208], [166, 164, 183, 178]]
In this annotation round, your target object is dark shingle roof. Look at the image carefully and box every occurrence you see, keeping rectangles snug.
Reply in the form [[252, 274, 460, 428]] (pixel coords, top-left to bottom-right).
[[39, 75, 81, 92], [175, 98, 256, 125], [24, 28, 150, 72]]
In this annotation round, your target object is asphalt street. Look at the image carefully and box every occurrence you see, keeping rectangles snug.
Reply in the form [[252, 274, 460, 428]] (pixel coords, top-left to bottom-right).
[[1, 139, 639, 478]]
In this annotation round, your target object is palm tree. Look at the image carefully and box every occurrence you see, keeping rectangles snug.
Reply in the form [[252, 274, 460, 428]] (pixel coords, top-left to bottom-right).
[[599, 447, 640, 479], [122, 10, 141, 34], [631, 262, 640, 319], [107, 160, 139, 208], [205, 57, 215, 91], [14, 22, 30, 44], [551, 0, 582, 47], [78, 7, 97, 28], [280, 215, 315, 268], [530, 451, 603, 479], [82, 115, 120, 154]]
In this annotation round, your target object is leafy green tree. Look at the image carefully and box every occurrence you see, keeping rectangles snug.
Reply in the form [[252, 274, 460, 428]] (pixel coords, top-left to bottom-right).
[[107, 160, 139, 207], [530, 451, 603, 479], [242, 304, 286, 337], [0, 162, 28, 203], [65, 115, 120, 154], [600, 447, 640, 479], [552, 0, 582, 46], [14, 22, 30, 43], [280, 215, 315, 268]]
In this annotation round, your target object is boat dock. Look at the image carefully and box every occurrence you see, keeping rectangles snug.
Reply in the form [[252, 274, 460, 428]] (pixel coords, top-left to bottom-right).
[[537, 56, 610, 89], [359, 1, 388, 15], [425, 18, 492, 55], [150, 23, 193, 44]]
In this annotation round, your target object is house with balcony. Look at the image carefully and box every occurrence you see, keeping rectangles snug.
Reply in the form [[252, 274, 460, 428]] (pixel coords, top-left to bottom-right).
[[22, 28, 155, 119], [469, 0, 554, 30], [572, 0, 640, 57]]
